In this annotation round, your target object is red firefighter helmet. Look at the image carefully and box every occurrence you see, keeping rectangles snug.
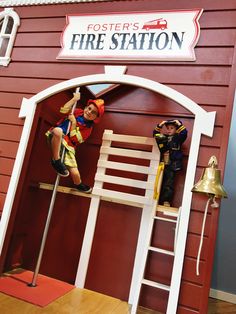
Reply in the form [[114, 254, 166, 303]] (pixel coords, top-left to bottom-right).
[[87, 99, 105, 123]]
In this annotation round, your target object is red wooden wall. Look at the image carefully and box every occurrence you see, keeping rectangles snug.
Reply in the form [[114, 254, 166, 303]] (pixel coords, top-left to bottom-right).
[[0, 1, 236, 313]]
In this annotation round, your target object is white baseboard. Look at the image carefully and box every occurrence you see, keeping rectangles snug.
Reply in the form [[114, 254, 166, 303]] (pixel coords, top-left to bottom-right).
[[210, 288, 236, 304]]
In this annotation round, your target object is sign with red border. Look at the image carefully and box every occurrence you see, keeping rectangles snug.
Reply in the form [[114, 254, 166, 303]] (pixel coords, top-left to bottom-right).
[[57, 9, 203, 62]]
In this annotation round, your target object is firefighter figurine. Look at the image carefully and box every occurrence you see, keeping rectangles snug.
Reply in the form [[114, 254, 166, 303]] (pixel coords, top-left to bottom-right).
[[153, 119, 187, 206]]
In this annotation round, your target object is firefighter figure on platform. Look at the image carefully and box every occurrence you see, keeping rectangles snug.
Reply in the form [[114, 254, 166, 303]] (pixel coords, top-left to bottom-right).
[[46, 91, 104, 194], [153, 119, 187, 207]]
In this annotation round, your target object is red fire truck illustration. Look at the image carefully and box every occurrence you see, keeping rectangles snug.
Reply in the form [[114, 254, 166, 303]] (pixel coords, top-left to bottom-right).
[[142, 18, 168, 31]]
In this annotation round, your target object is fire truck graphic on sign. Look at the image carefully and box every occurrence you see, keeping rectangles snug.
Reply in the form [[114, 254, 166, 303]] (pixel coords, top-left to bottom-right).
[[57, 9, 203, 62], [142, 19, 168, 31]]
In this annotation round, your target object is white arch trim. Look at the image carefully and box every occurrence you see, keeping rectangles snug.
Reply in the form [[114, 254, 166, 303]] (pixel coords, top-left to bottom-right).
[[0, 65, 215, 314]]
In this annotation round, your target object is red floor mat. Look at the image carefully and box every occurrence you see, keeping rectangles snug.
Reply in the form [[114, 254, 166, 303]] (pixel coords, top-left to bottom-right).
[[0, 269, 74, 307]]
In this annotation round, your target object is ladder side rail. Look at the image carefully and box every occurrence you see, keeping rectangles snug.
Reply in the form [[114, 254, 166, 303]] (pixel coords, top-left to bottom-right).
[[129, 193, 158, 311], [174, 206, 182, 252], [74, 130, 112, 288], [128, 142, 160, 308]]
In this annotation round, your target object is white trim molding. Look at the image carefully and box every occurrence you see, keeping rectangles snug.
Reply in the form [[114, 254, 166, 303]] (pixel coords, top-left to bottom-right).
[[210, 289, 236, 304], [0, 0, 118, 7]]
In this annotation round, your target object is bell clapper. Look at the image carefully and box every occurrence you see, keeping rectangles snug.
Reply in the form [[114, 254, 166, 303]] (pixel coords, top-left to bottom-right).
[[210, 195, 219, 208]]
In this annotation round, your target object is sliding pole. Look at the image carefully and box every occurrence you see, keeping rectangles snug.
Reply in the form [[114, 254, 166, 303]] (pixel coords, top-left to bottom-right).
[[28, 173, 61, 287], [28, 87, 80, 287]]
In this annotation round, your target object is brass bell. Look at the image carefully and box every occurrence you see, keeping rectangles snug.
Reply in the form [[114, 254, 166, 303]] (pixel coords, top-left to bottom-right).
[[191, 156, 227, 198]]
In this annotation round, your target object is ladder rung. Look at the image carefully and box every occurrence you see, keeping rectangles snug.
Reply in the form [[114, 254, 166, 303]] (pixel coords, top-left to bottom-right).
[[154, 216, 177, 223], [97, 159, 157, 175], [149, 246, 175, 256], [95, 173, 154, 190], [100, 146, 158, 161], [157, 205, 179, 217], [141, 279, 170, 291], [102, 132, 155, 145], [92, 187, 151, 207]]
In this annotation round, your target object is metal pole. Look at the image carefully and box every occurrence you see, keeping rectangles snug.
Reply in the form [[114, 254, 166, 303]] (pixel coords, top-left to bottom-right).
[[28, 88, 80, 287], [28, 173, 61, 287]]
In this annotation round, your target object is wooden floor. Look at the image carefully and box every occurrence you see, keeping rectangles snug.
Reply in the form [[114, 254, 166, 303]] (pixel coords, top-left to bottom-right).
[[208, 297, 236, 314], [0, 288, 235, 314]]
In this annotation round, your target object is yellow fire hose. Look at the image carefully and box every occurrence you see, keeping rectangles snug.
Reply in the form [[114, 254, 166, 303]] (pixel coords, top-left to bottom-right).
[[153, 162, 165, 200]]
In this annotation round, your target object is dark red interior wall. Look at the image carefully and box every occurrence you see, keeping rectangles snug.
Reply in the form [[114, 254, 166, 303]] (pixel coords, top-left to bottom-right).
[[0, 1, 235, 313]]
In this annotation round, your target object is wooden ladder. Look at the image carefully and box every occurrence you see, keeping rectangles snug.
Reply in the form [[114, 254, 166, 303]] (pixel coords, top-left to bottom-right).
[[75, 129, 161, 291], [130, 204, 181, 313]]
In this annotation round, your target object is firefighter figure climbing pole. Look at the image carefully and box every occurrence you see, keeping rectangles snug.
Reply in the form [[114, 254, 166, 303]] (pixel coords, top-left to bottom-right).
[[28, 86, 105, 286], [28, 87, 80, 287]]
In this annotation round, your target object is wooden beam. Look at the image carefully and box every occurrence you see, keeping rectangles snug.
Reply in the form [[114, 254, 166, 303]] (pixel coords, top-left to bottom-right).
[[38, 182, 150, 208]]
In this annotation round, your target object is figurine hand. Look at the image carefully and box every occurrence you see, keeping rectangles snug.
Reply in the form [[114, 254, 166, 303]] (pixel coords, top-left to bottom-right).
[[73, 92, 81, 101], [154, 133, 167, 142], [159, 120, 167, 127], [173, 119, 181, 126]]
